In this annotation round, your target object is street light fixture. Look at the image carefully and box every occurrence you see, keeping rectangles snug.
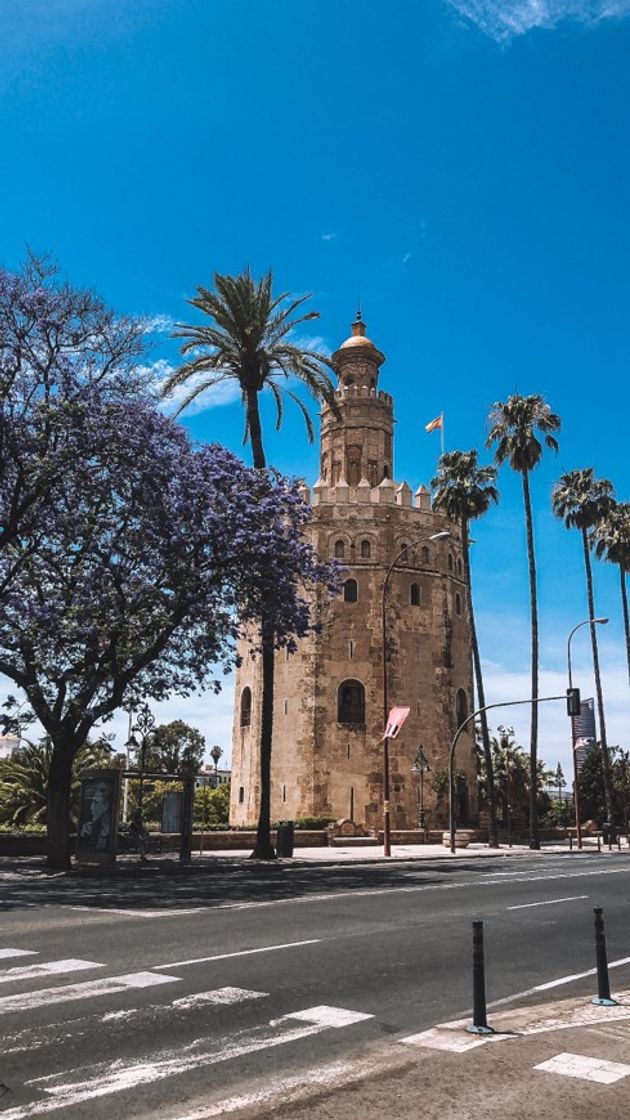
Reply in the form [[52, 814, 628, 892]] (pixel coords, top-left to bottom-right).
[[411, 745, 431, 833], [381, 529, 451, 856], [567, 617, 608, 850]]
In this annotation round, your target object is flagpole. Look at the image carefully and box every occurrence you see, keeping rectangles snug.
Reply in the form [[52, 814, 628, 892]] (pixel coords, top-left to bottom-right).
[[440, 412, 445, 457]]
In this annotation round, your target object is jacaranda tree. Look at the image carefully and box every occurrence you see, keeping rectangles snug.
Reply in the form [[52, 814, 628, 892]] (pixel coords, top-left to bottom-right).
[[0, 259, 336, 868]]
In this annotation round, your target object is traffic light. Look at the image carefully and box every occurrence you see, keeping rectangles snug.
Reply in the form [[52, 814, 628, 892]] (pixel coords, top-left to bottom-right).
[[566, 688, 581, 717]]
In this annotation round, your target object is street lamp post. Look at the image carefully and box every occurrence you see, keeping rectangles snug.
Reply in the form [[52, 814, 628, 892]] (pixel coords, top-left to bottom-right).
[[567, 617, 608, 851], [382, 530, 451, 857], [127, 703, 156, 821], [411, 745, 431, 834]]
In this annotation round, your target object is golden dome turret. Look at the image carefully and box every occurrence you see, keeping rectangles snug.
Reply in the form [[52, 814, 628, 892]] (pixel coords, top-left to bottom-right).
[[331, 310, 385, 388]]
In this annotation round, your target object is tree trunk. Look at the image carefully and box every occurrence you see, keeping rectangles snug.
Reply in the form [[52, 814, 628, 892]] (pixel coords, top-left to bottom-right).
[[462, 520, 498, 847], [582, 529, 613, 823], [245, 387, 276, 859], [245, 387, 266, 471], [46, 745, 74, 870], [251, 640, 276, 859], [522, 469, 540, 850], [620, 564, 630, 688]]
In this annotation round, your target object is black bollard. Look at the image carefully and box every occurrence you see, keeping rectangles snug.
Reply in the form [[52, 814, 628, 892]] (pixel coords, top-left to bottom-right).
[[592, 907, 619, 1006], [466, 919, 495, 1035]]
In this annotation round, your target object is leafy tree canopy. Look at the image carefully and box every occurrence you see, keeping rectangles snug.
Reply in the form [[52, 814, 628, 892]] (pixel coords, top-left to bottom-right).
[[143, 720, 206, 778]]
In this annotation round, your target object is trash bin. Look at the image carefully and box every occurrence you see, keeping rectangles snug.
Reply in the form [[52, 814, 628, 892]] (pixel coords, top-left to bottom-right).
[[276, 820, 294, 858]]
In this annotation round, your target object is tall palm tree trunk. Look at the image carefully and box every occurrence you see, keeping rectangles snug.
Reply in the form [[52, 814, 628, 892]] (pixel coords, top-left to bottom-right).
[[245, 387, 276, 859], [522, 469, 540, 850], [462, 520, 498, 847], [581, 528, 613, 823], [620, 564, 630, 688]]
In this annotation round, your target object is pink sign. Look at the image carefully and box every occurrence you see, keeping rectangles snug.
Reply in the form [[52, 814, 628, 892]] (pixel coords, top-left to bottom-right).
[[382, 706, 410, 740]]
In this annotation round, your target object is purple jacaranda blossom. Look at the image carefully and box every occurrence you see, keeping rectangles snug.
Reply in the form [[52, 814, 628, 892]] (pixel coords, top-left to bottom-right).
[[0, 257, 337, 868]]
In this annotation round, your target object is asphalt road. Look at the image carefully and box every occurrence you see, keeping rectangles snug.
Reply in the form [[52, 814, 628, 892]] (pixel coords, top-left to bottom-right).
[[1, 851, 630, 1119]]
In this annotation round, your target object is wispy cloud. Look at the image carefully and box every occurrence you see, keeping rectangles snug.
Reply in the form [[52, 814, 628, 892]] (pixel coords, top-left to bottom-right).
[[139, 359, 241, 417], [321, 232, 337, 241], [142, 313, 174, 334], [288, 333, 331, 356], [402, 252, 413, 265], [447, 0, 630, 42]]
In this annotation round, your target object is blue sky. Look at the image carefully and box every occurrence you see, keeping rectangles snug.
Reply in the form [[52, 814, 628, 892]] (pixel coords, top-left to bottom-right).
[[1, 0, 629, 772]]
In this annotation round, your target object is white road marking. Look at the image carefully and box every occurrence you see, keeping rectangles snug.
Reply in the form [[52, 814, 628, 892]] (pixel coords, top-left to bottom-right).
[[68, 906, 205, 919], [486, 956, 630, 1010], [0, 970, 180, 1015], [282, 1005, 373, 1028], [153, 937, 320, 970], [0, 949, 38, 960], [0, 959, 102, 985], [535, 1052, 630, 1084], [2, 1006, 372, 1118], [171, 987, 267, 1009], [401, 1027, 488, 1052], [213, 865, 630, 912], [507, 895, 588, 910]]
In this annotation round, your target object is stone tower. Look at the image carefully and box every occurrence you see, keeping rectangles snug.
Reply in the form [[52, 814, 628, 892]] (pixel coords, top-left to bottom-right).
[[230, 314, 477, 831]]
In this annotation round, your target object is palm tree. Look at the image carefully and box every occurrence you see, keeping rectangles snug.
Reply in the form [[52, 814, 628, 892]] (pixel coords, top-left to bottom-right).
[[0, 738, 113, 828], [431, 450, 500, 847], [487, 394, 561, 849], [592, 500, 630, 687], [552, 468, 615, 823], [163, 270, 337, 859]]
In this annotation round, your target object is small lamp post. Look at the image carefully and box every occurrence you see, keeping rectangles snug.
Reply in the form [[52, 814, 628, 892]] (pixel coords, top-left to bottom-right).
[[567, 616, 608, 849], [128, 703, 156, 819], [411, 746, 431, 834]]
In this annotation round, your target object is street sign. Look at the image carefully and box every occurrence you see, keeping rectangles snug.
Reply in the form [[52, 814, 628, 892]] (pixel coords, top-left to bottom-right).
[[382, 706, 410, 740]]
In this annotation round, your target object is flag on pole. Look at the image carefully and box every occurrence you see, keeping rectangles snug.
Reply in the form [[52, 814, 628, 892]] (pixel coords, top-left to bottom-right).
[[425, 414, 443, 433]]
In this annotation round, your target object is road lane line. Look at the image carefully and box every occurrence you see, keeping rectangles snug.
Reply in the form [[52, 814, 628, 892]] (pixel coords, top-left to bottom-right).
[[485, 955, 630, 1009], [0, 970, 180, 1015], [2, 1006, 373, 1118], [0, 959, 102, 985], [534, 1052, 630, 1083], [279, 1005, 373, 1028], [0, 949, 38, 961], [507, 895, 588, 910], [152, 937, 320, 970], [67, 906, 205, 919]]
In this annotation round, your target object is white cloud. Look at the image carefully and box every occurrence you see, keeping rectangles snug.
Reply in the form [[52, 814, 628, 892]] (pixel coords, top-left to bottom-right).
[[138, 359, 241, 417], [402, 252, 413, 264], [447, 0, 630, 41], [142, 314, 174, 334], [321, 233, 337, 241]]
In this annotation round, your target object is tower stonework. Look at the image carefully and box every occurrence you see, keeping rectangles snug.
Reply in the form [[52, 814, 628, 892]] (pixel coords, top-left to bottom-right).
[[230, 315, 477, 832]]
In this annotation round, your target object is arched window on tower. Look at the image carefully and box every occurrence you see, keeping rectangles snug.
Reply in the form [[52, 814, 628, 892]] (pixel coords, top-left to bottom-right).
[[457, 558, 463, 577], [421, 546, 430, 564], [448, 552, 454, 571], [240, 687, 252, 728], [360, 539, 371, 559], [410, 582, 421, 606], [338, 680, 366, 725], [343, 578, 358, 603], [455, 592, 462, 615], [334, 539, 345, 559], [456, 688, 468, 729]]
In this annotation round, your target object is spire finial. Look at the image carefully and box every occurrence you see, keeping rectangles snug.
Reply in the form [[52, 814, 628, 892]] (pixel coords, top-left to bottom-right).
[[351, 305, 366, 337]]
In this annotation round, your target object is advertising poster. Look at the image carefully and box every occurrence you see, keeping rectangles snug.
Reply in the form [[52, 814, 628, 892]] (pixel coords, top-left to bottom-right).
[[76, 769, 121, 866]]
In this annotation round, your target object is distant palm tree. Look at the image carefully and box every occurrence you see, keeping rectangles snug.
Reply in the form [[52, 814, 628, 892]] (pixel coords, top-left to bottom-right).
[[592, 500, 630, 687], [487, 394, 561, 850], [431, 450, 500, 847], [552, 468, 615, 823], [0, 739, 113, 828], [163, 270, 337, 859]]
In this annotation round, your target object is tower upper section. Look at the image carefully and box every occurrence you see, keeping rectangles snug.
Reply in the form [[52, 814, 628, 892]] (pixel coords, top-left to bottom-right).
[[320, 313, 394, 488]]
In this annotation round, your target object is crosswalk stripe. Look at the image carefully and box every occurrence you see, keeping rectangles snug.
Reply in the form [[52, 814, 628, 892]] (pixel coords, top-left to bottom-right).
[[0, 970, 180, 1015], [0, 959, 102, 985], [0, 949, 38, 961], [0, 1005, 372, 1118], [171, 986, 267, 1009], [535, 1052, 630, 1084]]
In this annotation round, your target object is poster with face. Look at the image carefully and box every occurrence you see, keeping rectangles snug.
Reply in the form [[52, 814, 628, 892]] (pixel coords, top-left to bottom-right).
[[76, 769, 121, 865]]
